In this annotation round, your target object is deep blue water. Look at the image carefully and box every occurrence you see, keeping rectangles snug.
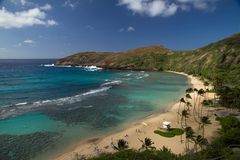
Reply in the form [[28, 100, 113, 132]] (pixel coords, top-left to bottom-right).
[[0, 59, 190, 160]]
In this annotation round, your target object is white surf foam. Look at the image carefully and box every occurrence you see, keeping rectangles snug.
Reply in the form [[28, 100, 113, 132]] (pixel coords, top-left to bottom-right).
[[0, 86, 111, 120], [43, 64, 55, 67], [136, 73, 149, 79], [82, 86, 111, 96], [83, 105, 94, 109], [83, 66, 102, 71], [15, 102, 28, 106], [125, 73, 132, 77], [101, 80, 122, 86], [42, 64, 73, 68], [56, 65, 72, 68]]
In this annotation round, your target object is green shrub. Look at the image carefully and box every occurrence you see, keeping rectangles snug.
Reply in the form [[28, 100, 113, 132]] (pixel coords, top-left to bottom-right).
[[154, 128, 184, 138], [154, 130, 175, 137], [170, 128, 184, 135], [221, 128, 240, 145], [217, 116, 240, 133]]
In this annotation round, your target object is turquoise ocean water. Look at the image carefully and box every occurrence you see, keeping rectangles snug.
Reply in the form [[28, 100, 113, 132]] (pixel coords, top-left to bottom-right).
[[0, 59, 190, 160]]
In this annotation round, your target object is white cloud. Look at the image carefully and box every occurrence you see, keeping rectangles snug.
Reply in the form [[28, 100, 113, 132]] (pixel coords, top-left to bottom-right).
[[9, 0, 28, 6], [177, 0, 217, 10], [86, 25, 94, 30], [119, 26, 135, 32], [63, 0, 79, 9], [118, 0, 219, 17], [47, 19, 57, 26], [40, 4, 52, 11], [24, 39, 35, 44], [0, 4, 57, 29], [127, 26, 135, 32], [118, 0, 178, 17], [14, 39, 36, 47]]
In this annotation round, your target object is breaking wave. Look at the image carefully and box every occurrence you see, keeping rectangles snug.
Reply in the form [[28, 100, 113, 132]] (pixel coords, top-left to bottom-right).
[[0, 86, 111, 120], [15, 102, 28, 106], [80, 66, 102, 71], [101, 80, 122, 86], [42, 64, 55, 67]]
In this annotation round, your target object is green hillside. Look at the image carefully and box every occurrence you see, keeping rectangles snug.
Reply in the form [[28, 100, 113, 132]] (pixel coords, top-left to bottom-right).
[[167, 33, 240, 83], [57, 33, 240, 77]]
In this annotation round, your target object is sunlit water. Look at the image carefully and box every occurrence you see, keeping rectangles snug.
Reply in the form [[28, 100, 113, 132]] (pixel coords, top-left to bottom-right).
[[0, 59, 190, 160]]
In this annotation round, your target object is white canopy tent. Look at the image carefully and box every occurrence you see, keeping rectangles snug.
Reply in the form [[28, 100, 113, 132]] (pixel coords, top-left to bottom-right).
[[162, 121, 171, 129]]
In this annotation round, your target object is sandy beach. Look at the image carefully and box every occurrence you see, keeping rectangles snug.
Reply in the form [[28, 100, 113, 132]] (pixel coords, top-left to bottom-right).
[[54, 72, 220, 160]]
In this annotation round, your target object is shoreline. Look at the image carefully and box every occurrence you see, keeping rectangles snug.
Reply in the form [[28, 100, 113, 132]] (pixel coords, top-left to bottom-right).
[[54, 71, 220, 160]]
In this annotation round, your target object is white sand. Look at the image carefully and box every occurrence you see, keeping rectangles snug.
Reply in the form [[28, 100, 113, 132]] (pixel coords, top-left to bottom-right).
[[54, 72, 220, 160]]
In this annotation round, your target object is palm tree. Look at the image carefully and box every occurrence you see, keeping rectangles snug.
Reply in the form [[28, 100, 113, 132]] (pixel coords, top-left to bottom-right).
[[193, 88, 198, 95], [138, 137, 156, 150], [204, 81, 209, 91], [185, 94, 192, 111], [185, 88, 193, 111], [185, 88, 194, 94], [112, 139, 129, 151], [205, 88, 210, 100], [186, 101, 192, 111], [195, 135, 209, 151], [186, 93, 192, 100], [193, 88, 199, 119], [200, 116, 211, 138], [185, 126, 195, 153], [181, 109, 190, 127], [197, 89, 205, 117], [177, 98, 186, 124]]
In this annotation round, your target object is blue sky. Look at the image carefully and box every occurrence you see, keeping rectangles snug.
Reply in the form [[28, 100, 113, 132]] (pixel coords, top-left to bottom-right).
[[0, 0, 239, 59]]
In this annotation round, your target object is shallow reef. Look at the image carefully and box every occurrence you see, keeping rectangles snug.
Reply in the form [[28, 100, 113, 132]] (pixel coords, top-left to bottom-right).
[[0, 132, 61, 160]]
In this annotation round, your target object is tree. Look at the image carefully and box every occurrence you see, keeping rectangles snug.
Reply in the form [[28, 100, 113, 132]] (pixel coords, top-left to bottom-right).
[[197, 89, 206, 117], [177, 98, 186, 124], [185, 88, 193, 111], [181, 109, 190, 127], [186, 101, 192, 111], [218, 86, 240, 110], [186, 93, 192, 100], [166, 124, 171, 131], [193, 88, 199, 120], [186, 88, 194, 94], [195, 135, 208, 151], [185, 126, 195, 153], [204, 81, 210, 91], [138, 137, 156, 150], [112, 139, 129, 151], [200, 116, 211, 138]]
